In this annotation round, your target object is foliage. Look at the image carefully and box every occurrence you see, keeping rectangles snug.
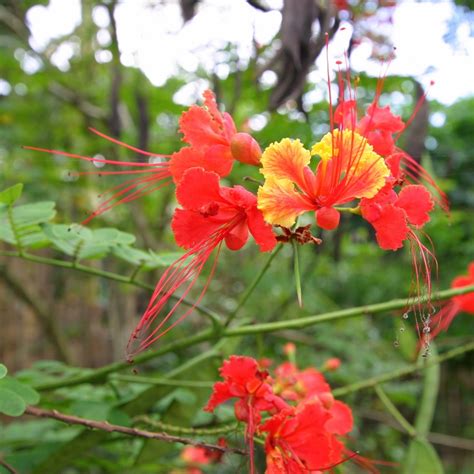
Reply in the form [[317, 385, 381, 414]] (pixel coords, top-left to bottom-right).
[[0, 1, 473, 474]]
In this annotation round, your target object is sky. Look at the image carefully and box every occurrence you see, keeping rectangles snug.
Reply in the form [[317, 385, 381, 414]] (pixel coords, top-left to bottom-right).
[[19, 0, 474, 106]]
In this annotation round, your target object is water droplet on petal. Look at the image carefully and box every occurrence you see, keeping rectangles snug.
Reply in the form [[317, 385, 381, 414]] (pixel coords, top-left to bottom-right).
[[402, 312, 409, 319]]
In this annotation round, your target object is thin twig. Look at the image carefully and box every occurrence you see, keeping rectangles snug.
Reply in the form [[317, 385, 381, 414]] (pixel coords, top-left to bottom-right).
[[23, 406, 245, 456], [0, 457, 18, 474]]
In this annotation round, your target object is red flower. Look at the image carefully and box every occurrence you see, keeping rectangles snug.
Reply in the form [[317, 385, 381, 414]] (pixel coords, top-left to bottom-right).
[[273, 362, 331, 403], [429, 262, 474, 339], [170, 90, 262, 181], [127, 169, 276, 355], [260, 401, 351, 473], [204, 356, 287, 474], [179, 438, 227, 474], [360, 184, 434, 251], [272, 362, 353, 437]]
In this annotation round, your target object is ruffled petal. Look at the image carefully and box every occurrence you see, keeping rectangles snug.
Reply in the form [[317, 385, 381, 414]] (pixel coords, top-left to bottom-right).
[[395, 184, 434, 227], [220, 355, 260, 385], [179, 105, 228, 149], [260, 138, 311, 191], [367, 205, 409, 250], [359, 104, 405, 133], [175, 167, 223, 210], [257, 177, 313, 228], [247, 206, 277, 252], [325, 400, 353, 435], [204, 381, 233, 412], [169, 146, 233, 183]]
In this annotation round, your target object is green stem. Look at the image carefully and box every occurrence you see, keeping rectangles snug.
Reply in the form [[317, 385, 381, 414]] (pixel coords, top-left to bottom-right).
[[112, 374, 213, 388], [224, 244, 283, 327], [134, 417, 239, 436], [333, 341, 474, 397], [374, 385, 417, 437], [292, 240, 303, 307], [0, 250, 219, 322], [33, 284, 474, 391]]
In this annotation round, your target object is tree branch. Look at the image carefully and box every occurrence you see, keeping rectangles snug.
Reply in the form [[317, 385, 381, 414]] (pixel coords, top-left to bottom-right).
[[23, 406, 245, 456]]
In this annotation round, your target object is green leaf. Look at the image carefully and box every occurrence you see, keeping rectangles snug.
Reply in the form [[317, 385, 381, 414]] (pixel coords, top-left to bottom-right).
[[0, 201, 56, 248], [0, 183, 23, 205], [0, 377, 41, 405], [0, 364, 7, 379], [403, 438, 444, 474], [0, 387, 26, 416]]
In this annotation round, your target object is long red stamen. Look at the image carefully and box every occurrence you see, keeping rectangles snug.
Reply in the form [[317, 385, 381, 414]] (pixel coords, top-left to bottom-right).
[[127, 215, 244, 357], [89, 127, 171, 158]]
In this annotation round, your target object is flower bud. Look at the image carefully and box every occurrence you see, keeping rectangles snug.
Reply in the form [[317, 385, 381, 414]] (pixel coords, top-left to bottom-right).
[[324, 357, 341, 371], [230, 132, 262, 166], [283, 342, 296, 356], [316, 207, 340, 230]]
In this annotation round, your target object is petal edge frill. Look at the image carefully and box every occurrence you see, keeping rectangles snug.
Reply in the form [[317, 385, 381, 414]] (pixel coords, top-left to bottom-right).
[[260, 138, 311, 190], [258, 177, 313, 228]]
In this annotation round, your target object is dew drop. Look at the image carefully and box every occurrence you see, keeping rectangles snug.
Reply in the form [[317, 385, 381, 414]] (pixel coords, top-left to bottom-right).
[[393, 340, 400, 348], [399, 327, 405, 332], [423, 326, 431, 334], [402, 312, 409, 320]]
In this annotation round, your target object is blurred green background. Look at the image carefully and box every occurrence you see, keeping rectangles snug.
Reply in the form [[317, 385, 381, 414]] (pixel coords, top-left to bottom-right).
[[0, 1, 473, 473]]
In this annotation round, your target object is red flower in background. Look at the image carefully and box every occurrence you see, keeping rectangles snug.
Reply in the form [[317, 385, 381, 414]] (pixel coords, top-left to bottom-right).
[[175, 438, 227, 474], [429, 262, 474, 339], [260, 401, 351, 473], [127, 169, 276, 356], [204, 356, 287, 474]]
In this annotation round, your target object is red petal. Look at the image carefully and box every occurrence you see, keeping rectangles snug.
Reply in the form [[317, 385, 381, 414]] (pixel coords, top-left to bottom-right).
[[396, 185, 434, 227], [369, 205, 409, 250], [204, 381, 233, 412], [175, 167, 223, 210], [169, 146, 233, 183], [452, 275, 474, 313], [325, 400, 353, 435], [220, 356, 260, 384], [179, 105, 228, 149], [246, 206, 277, 252], [360, 104, 405, 133], [171, 209, 223, 250], [334, 99, 357, 128], [225, 219, 249, 251], [365, 129, 395, 156]]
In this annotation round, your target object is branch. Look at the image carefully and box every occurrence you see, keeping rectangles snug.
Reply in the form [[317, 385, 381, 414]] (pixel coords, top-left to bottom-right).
[[23, 406, 245, 456], [31, 284, 474, 391], [0, 457, 18, 474]]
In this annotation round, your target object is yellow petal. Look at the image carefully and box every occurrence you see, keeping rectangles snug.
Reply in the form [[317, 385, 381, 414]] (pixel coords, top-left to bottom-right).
[[257, 177, 312, 228], [312, 130, 389, 200], [260, 138, 311, 189]]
